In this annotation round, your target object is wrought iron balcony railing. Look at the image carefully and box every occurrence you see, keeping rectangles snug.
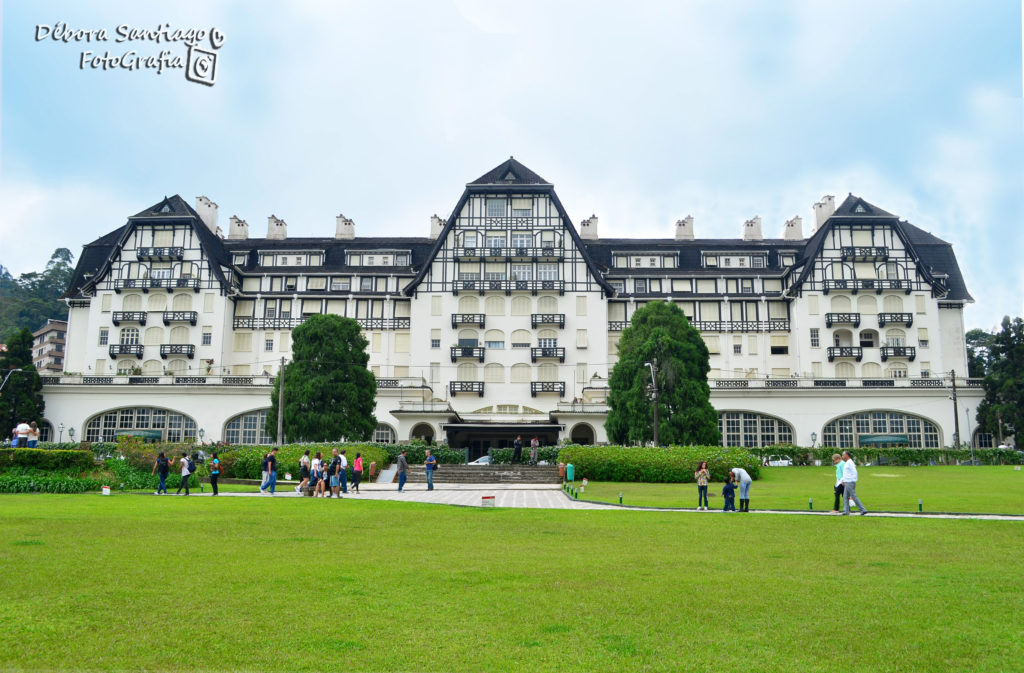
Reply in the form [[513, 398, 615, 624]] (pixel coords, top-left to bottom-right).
[[162, 311, 198, 326], [450, 346, 485, 362], [531, 381, 565, 397], [108, 344, 143, 358], [880, 346, 916, 361], [454, 246, 563, 260], [150, 278, 200, 291], [451, 314, 486, 328], [113, 279, 148, 293], [531, 314, 565, 328], [827, 346, 863, 362], [160, 344, 195, 359], [825, 312, 861, 328], [136, 246, 184, 260], [877, 313, 913, 328], [531, 347, 566, 362], [840, 246, 888, 261], [450, 381, 484, 396], [112, 311, 147, 326]]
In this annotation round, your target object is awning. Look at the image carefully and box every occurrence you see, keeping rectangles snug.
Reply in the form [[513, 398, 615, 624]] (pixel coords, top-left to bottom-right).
[[859, 434, 910, 445]]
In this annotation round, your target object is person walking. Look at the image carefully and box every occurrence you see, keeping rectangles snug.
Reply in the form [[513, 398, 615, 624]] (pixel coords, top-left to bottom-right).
[[831, 453, 846, 513], [351, 452, 363, 493], [730, 467, 753, 512], [512, 435, 523, 464], [26, 422, 40, 448], [311, 451, 325, 497], [840, 450, 868, 516], [529, 436, 539, 466], [260, 452, 270, 489], [209, 451, 221, 496], [296, 449, 311, 493], [176, 451, 191, 496], [260, 447, 279, 495], [694, 460, 710, 510], [424, 449, 437, 491], [152, 452, 170, 495], [339, 449, 349, 494], [397, 449, 408, 492]]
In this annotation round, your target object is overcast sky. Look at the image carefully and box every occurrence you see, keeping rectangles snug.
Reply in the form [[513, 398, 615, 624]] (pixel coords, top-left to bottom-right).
[[2, 1, 1021, 330]]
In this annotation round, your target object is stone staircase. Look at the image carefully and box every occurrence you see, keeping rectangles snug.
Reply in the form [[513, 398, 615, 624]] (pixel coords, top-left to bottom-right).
[[401, 464, 561, 484]]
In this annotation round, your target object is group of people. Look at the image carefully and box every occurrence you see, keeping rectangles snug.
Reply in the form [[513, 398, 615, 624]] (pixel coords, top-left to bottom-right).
[[10, 421, 41, 447], [511, 435, 541, 465], [832, 451, 868, 515], [151, 450, 221, 496], [287, 447, 364, 498]]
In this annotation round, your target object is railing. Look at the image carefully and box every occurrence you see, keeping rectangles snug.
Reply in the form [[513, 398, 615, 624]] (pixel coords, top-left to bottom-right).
[[880, 346, 916, 361], [910, 379, 944, 387], [690, 320, 791, 332], [451, 314, 486, 328], [483, 216, 536, 228], [356, 318, 411, 330], [160, 344, 195, 359], [877, 313, 913, 327], [452, 279, 564, 295], [840, 246, 888, 260], [113, 279, 148, 293], [823, 278, 908, 294], [454, 246, 563, 260], [556, 401, 609, 412], [450, 381, 484, 396], [531, 314, 565, 328], [827, 346, 863, 361], [531, 381, 565, 397], [375, 377, 428, 389], [108, 344, 143, 358], [112, 311, 147, 326], [42, 375, 273, 387], [708, 376, 981, 390], [862, 379, 895, 387], [450, 346, 485, 362], [128, 376, 160, 384], [608, 321, 629, 331], [814, 379, 847, 387], [531, 347, 566, 362], [150, 278, 200, 291], [162, 311, 198, 325], [825, 312, 860, 328], [136, 246, 184, 260], [233, 317, 305, 329]]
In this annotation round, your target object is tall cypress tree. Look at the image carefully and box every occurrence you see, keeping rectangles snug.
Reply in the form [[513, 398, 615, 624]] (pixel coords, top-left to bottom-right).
[[264, 314, 377, 442], [605, 301, 720, 446], [0, 327, 45, 437], [977, 315, 1024, 442]]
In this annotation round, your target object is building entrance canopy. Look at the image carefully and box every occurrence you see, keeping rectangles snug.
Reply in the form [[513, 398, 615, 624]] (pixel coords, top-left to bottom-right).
[[442, 422, 564, 458]]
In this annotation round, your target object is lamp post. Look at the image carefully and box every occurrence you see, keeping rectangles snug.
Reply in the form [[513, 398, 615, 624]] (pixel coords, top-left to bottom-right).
[[198, 428, 205, 445], [644, 359, 659, 447], [0, 368, 24, 393], [68, 427, 75, 442], [810, 431, 817, 448], [964, 407, 975, 465], [58, 423, 65, 443]]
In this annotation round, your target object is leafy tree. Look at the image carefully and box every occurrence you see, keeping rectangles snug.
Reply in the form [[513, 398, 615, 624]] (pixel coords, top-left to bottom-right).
[[976, 316, 1024, 443], [605, 301, 720, 446], [0, 328, 45, 436], [264, 314, 377, 443], [965, 328, 994, 378], [0, 249, 75, 343]]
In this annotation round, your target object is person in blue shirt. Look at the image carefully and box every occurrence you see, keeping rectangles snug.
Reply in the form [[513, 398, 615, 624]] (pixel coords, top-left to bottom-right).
[[424, 449, 437, 491], [721, 474, 737, 512]]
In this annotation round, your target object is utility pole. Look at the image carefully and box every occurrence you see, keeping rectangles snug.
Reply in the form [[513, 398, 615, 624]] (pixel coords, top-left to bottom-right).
[[645, 358, 659, 447], [276, 356, 285, 445], [950, 369, 961, 449]]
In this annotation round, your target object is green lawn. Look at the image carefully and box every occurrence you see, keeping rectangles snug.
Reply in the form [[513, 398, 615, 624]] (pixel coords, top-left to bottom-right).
[[576, 465, 1024, 514], [1, 495, 1023, 672]]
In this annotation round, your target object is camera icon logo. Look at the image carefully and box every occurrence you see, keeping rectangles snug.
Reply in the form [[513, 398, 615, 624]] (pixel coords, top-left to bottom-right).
[[186, 45, 217, 87]]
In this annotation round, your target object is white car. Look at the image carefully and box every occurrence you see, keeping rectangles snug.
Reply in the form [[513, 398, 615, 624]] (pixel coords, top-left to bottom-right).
[[468, 455, 491, 465], [766, 454, 793, 467]]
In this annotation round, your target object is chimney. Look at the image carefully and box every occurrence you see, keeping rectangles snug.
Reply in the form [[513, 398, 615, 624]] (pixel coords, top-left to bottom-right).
[[267, 215, 287, 240], [194, 196, 218, 232], [228, 215, 248, 240], [783, 215, 803, 241], [675, 215, 695, 241], [430, 214, 446, 239], [813, 195, 835, 231], [579, 214, 599, 240], [742, 216, 763, 241], [335, 213, 355, 240]]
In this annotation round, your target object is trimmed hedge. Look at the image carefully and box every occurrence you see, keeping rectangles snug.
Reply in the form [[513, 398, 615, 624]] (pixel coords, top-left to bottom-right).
[[745, 445, 1024, 466], [557, 445, 761, 483], [0, 449, 96, 472], [0, 474, 102, 493], [382, 445, 466, 466], [221, 444, 392, 481], [490, 446, 561, 465]]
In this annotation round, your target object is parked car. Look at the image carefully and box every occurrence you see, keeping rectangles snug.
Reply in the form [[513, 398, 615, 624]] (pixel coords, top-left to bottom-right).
[[766, 455, 793, 467], [468, 455, 491, 465]]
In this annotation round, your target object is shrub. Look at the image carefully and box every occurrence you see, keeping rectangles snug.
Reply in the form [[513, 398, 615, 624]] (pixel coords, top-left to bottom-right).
[[220, 443, 391, 481], [744, 446, 1024, 466], [382, 445, 466, 466], [556, 445, 761, 483], [0, 448, 95, 472], [490, 447, 560, 465], [0, 474, 102, 494]]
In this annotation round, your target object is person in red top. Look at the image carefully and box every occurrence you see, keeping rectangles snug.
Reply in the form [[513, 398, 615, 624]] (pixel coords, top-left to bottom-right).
[[351, 452, 363, 493]]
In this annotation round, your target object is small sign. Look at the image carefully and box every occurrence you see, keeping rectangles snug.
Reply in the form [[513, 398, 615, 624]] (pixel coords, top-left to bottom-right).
[[481, 495, 495, 507], [102, 485, 111, 496], [284, 472, 292, 480]]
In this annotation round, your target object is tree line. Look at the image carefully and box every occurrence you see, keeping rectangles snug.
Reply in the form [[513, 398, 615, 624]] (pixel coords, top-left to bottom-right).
[[0, 248, 75, 343]]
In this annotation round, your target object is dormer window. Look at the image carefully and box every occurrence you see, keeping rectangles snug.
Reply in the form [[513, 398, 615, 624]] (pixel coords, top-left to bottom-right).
[[723, 258, 731, 267], [382, 257, 390, 266], [706, 257, 718, 267], [649, 257, 657, 267], [634, 257, 642, 267], [281, 257, 288, 265], [738, 258, 746, 267], [396, 254, 409, 266], [752, 257, 765, 268], [367, 256, 375, 266], [295, 256, 303, 265]]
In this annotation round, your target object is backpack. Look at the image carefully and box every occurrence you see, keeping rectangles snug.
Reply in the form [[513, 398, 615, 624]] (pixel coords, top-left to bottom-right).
[[187, 458, 196, 474]]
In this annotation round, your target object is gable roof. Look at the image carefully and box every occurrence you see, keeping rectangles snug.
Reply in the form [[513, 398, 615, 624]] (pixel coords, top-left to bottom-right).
[[831, 193, 895, 218], [468, 157, 551, 186]]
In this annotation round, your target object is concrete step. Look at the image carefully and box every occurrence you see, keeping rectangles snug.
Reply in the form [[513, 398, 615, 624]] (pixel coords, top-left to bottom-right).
[[401, 464, 561, 484]]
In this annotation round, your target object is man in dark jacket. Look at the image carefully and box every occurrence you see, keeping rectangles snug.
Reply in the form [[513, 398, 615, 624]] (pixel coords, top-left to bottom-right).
[[397, 450, 408, 492], [512, 435, 522, 464]]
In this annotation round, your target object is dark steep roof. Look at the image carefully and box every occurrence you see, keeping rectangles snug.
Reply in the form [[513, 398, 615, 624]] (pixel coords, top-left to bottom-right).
[[468, 157, 550, 186], [223, 236, 436, 273], [832, 193, 895, 218]]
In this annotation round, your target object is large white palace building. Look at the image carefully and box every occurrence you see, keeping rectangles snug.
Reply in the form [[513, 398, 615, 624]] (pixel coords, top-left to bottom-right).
[[42, 158, 987, 453]]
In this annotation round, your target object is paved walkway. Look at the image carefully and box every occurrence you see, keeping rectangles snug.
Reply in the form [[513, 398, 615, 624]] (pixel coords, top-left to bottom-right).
[[180, 484, 1024, 520]]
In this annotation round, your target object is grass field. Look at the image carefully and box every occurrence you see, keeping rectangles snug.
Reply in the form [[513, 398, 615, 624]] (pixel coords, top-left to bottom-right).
[[577, 465, 1024, 514], [2, 494, 1023, 672]]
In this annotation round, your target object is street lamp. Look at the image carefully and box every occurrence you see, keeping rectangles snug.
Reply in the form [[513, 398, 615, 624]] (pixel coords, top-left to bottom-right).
[[198, 428, 205, 445], [58, 423, 65, 443], [644, 360, 659, 447], [964, 407, 975, 465], [68, 427, 75, 442], [810, 431, 818, 449]]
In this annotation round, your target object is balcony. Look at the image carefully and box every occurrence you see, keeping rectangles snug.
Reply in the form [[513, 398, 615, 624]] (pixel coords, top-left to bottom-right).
[[136, 246, 184, 261], [827, 346, 863, 362], [108, 344, 143, 359], [452, 279, 565, 295], [149, 278, 200, 291], [450, 346, 485, 362], [840, 246, 888, 261], [877, 312, 913, 328], [450, 381, 485, 396], [706, 375, 981, 390], [825, 312, 861, 328], [689, 320, 791, 332], [608, 321, 629, 331], [356, 318, 411, 330], [40, 374, 274, 387], [531, 381, 565, 397], [376, 377, 428, 389], [160, 344, 195, 359], [823, 278, 909, 294], [233, 317, 305, 330], [162, 311, 198, 326], [455, 247, 562, 260], [113, 278, 148, 293], [880, 346, 916, 362], [531, 314, 565, 328], [531, 347, 566, 363], [451, 313, 486, 328], [112, 311, 147, 326]]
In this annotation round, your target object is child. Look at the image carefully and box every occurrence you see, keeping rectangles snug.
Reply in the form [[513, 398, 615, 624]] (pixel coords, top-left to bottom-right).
[[722, 474, 737, 512]]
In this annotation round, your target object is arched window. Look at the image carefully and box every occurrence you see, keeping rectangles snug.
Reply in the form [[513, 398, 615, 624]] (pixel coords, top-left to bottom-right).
[[147, 294, 167, 311], [224, 409, 272, 445], [883, 295, 904, 312], [862, 362, 882, 378], [538, 329, 557, 347], [142, 359, 162, 375], [85, 406, 197, 443], [886, 363, 908, 379], [484, 330, 504, 349], [484, 363, 505, 383], [537, 296, 558, 313], [833, 329, 853, 348], [511, 363, 531, 383], [511, 329, 531, 348], [458, 296, 479, 313], [485, 296, 505, 316], [885, 329, 906, 347], [830, 296, 851, 312], [167, 358, 188, 374], [856, 295, 877, 314], [511, 296, 531, 315], [144, 327, 163, 346], [169, 326, 190, 344], [537, 363, 558, 382], [822, 410, 940, 448], [119, 327, 140, 345], [172, 293, 193, 311], [858, 329, 878, 348], [373, 423, 396, 444], [122, 294, 143, 311], [717, 411, 794, 448], [457, 363, 478, 381], [458, 329, 478, 346], [835, 362, 856, 378]]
